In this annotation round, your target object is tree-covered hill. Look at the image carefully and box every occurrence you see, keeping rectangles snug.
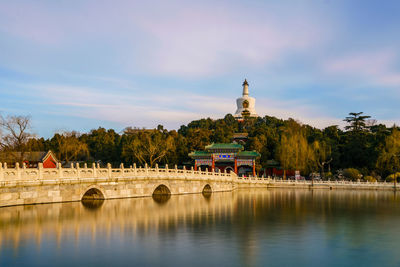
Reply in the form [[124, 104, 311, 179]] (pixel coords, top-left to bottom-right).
[[1, 113, 399, 180]]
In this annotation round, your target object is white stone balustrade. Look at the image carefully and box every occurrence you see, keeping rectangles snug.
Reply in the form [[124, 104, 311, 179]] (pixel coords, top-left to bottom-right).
[[0, 162, 238, 185], [0, 162, 398, 194]]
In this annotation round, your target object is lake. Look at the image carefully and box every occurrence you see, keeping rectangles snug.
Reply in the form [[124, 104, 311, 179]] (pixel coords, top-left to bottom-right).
[[1, 189, 400, 267]]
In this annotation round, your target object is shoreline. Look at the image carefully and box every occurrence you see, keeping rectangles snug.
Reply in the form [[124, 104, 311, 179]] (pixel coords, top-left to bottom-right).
[[237, 178, 398, 191]]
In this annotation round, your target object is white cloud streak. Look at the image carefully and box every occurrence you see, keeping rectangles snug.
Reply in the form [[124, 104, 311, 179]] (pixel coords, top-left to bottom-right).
[[323, 49, 400, 87], [0, 1, 329, 77], [11, 81, 347, 130]]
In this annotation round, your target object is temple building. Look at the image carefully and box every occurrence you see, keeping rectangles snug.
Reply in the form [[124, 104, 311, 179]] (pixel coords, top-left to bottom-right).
[[189, 143, 260, 177], [234, 79, 258, 119], [188, 79, 262, 177]]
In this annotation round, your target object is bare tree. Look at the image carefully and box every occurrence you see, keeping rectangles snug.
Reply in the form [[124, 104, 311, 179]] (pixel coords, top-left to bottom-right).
[[122, 129, 174, 167], [0, 115, 33, 163]]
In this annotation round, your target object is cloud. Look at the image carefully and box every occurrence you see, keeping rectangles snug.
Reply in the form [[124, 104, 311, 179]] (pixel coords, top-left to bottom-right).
[[323, 50, 400, 87], [2, 0, 400, 136], [3, 80, 348, 131], [130, 3, 327, 77], [0, 1, 328, 77], [16, 82, 230, 128], [256, 98, 344, 129]]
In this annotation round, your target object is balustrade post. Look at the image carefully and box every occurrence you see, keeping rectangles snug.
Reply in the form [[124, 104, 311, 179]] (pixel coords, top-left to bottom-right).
[[84, 163, 87, 169], [15, 162, 21, 180], [38, 163, 43, 180], [107, 163, 112, 179], [165, 164, 169, 177], [0, 163, 3, 181], [191, 166, 194, 175], [92, 162, 97, 178], [76, 163, 81, 178], [133, 163, 137, 175], [58, 162, 63, 179], [145, 163, 149, 176], [120, 163, 124, 177]]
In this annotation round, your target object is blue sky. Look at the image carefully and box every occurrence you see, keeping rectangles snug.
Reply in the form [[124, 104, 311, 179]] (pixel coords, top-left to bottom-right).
[[0, 0, 400, 137]]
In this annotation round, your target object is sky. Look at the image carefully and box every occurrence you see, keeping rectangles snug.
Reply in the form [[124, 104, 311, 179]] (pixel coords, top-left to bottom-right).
[[0, 0, 400, 138]]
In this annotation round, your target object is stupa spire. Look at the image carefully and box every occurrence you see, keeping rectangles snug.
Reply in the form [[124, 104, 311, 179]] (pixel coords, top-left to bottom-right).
[[242, 79, 249, 96]]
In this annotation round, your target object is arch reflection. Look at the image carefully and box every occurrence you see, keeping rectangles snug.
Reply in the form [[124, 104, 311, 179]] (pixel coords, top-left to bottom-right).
[[81, 199, 105, 210], [152, 194, 171, 204]]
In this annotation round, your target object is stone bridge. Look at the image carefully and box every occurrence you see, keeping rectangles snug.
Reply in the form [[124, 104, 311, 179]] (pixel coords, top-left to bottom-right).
[[1, 162, 398, 207], [0, 163, 236, 207]]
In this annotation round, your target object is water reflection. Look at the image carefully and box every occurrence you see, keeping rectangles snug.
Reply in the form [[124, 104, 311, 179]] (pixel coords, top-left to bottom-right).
[[81, 199, 105, 210], [152, 194, 171, 204], [202, 191, 212, 199], [1, 189, 400, 266]]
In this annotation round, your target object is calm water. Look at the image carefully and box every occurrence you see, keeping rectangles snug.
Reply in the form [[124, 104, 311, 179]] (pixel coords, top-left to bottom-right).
[[1, 189, 400, 267]]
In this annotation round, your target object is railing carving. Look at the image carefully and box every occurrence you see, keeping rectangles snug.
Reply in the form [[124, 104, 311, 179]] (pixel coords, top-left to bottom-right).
[[0, 162, 398, 189], [0, 162, 238, 186]]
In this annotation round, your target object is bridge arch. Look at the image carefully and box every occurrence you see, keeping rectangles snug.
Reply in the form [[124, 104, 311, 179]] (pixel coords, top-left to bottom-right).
[[152, 184, 171, 196], [81, 186, 106, 201], [202, 184, 212, 193]]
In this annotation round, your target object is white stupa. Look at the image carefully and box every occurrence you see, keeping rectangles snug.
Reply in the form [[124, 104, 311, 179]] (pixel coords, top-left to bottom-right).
[[234, 79, 258, 118]]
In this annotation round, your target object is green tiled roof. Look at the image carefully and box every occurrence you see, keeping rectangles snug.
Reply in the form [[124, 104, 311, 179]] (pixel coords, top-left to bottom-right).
[[237, 151, 261, 157], [188, 151, 211, 157], [205, 143, 243, 150]]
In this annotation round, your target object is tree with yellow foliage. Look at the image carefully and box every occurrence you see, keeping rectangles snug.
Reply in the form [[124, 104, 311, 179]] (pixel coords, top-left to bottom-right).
[[312, 140, 332, 179], [376, 129, 400, 187], [276, 120, 314, 179]]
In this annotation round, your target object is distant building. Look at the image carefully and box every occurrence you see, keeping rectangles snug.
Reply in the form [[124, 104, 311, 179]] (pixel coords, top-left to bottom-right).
[[232, 132, 248, 145], [264, 159, 295, 178], [234, 79, 258, 119], [189, 143, 260, 177], [0, 150, 58, 168]]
